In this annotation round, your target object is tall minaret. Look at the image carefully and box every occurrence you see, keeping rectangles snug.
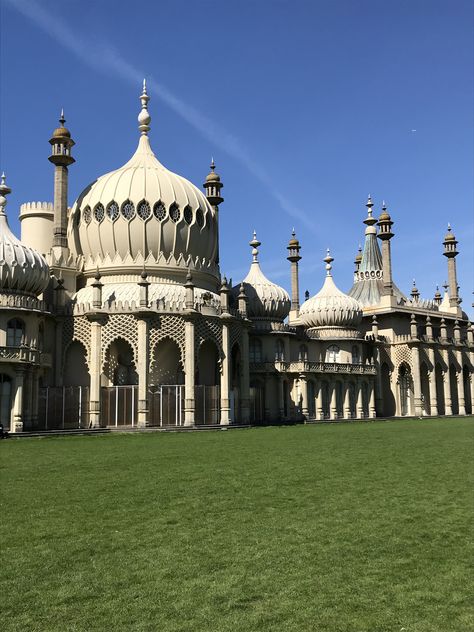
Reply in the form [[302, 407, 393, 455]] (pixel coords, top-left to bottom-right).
[[48, 109, 75, 251], [377, 200, 394, 295], [443, 224, 460, 306], [203, 158, 224, 266], [287, 229, 301, 323]]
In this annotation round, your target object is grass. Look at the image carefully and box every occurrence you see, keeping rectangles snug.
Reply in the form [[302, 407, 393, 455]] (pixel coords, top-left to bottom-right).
[[1, 418, 473, 632]]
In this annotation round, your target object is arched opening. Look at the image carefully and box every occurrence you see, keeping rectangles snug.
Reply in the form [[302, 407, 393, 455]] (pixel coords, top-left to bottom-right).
[[231, 343, 242, 422], [321, 381, 330, 419], [7, 319, 25, 347], [351, 345, 360, 364], [336, 381, 344, 418], [249, 378, 265, 423], [435, 363, 445, 415], [282, 379, 289, 417], [150, 338, 183, 385], [381, 362, 395, 417], [104, 338, 138, 386], [275, 339, 285, 362], [0, 374, 12, 430], [361, 381, 369, 417], [307, 380, 316, 419], [299, 344, 308, 362], [64, 341, 89, 387], [326, 344, 340, 363], [398, 363, 413, 416], [38, 322, 44, 351], [249, 337, 262, 363], [197, 339, 220, 386], [449, 364, 459, 415], [348, 382, 357, 418], [463, 366, 472, 414], [420, 361, 431, 415]]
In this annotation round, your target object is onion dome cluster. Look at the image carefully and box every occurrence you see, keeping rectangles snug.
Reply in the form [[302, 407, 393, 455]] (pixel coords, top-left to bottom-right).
[[0, 174, 50, 296], [67, 81, 218, 280], [232, 232, 290, 322], [299, 250, 362, 331]]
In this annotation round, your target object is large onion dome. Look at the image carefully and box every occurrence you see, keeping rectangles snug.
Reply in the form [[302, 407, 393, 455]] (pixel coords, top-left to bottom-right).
[[299, 250, 362, 333], [67, 81, 219, 288], [232, 232, 290, 322], [0, 174, 50, 296]]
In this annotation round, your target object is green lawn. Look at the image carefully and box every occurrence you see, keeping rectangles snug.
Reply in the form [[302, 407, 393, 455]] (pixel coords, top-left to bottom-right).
[[1, 419, 473, 632]]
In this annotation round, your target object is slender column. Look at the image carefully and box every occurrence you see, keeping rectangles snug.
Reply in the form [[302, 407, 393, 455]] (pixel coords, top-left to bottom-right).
[[88, 317, 103, 428], [300, 375, 308, 420], [184, 317, 196, 426], [343, 380, 351, 419], [427, 348, 438, 416], [137, 317, 149, 427], [22, 368, 33, 431], [373, 346, 383, 415], [31, 371, 40, 429], [316, 381, 323, 420], [456, 351, 466, 415], [12, 368, 25, 433], [369, 380, 376, 418], [240, 325, 250, 423], [278, 376, 285, 420], [441, 349, 452, 415], [356, 381, 364, 419], [411, 345, 423, 416], [330, 383, 337, 419], [220, 321, 231, 425]]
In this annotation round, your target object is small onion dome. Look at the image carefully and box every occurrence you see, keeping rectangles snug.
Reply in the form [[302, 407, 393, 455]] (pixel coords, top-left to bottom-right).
[[444, 223, 456, 242], [51, 109, 71, 138], [378, 201, 391, 222], [434, 285, 441, 301], [299, 250, 362, 329], [288, 228, 299, 248], [0, 173, 50, 296], [411, 279, 419, 299], [205, 158, 221, 183], [232, 231, 290, 321], [354, 244, 362, 263]]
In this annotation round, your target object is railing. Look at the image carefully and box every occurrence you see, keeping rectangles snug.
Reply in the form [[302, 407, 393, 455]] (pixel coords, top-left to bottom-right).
[[0, 346, 51, 365], [0, 292, 50, 312], [37, 386, 90, 430], [250, 361, 377, 375]]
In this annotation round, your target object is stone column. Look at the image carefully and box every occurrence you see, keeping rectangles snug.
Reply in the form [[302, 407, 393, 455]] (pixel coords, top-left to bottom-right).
[[184, 316, 196, 426], [278, 376, 285, 420], [456, 351, 466, 415], [330, 382, 337, 419], [136, 316, 149, 427], [23, 368, 33, 431], [427, 348, 438, 416], [411, 345, 423, 416], [220, 319, 231, 425], [31, 371, 40, 429], [316, 381, 323, 420], [240, 324, 250, 423], [373, 346, 383, 414], [442, 349, 452, 415], [343, 380, 351, 420], [300, 375, 309, 420], [88, 315, 104, 428], [12, 367, 25, 433], [356, 380, 364, 419], [369, 380, 376, 418]]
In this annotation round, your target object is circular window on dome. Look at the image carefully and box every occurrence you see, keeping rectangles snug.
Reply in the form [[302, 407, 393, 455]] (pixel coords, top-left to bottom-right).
[[83, 206, 92, 224], [183, 205, 193, 225], [196, 208, 204, 228], [153, 201, 166, 221], [106, 201, 119, 222], [137, 200, 151, 221], [121, 199, 135, 220], [170, 204, 181, 223], [94, 203, 105, 223]]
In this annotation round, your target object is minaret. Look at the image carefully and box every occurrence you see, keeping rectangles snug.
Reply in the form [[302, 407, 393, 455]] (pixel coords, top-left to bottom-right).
[[203, 158, 224, 265], [287, 229, 302, 323], [433, 285, 442, 305], [48, 109, 75, 250], [354, 244, 362, 276], [377, 200, 394, 295], [443, 224, 460, 306], [410, 279, 420, 302]]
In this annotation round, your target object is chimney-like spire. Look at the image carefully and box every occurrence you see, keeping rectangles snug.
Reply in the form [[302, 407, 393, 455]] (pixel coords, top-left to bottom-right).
[[138, 79, 151, 136], [377, 200, 394, 295], [443, 223, 460, 306], [287, 228, 302, 321], [49, 110, 75, 250]]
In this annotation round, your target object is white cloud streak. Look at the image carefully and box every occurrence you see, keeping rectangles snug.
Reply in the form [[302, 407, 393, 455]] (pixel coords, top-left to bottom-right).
[[4, 0, 317, 233]]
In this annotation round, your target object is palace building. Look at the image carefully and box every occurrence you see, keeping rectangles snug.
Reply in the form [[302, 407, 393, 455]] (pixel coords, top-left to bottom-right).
[[0, 82, 472, 431]]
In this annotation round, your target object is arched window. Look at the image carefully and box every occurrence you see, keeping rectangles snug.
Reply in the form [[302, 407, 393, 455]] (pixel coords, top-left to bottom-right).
[[0, 374, 12, 428], [326, 344, 340, 363], [249, 338, 262, 363], [351, 345, 360, 364], [38, 323, 44, 351], [275, 339, 285, 362], [7, 319, 24, 347], [299, 344, 308, 362]]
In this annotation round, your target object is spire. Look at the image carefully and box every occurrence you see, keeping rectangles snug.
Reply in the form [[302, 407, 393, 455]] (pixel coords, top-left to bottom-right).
[[204, 157, 224, 206], [363, 194, 377, 229], [138, 79, 151, 136], [59, 108, 65, 126], [411, 279, 419, 301], [250, 230, 261, 263], [323, 248, 333, 276], [0, 172, 11, 215]]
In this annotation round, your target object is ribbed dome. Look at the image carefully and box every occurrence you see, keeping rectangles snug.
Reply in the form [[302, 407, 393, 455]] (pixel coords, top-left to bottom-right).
[[300, 252, 362, 329], [0, 174, 50, 296], [232, 232, 290, 321], [67, 83, 219, 285]]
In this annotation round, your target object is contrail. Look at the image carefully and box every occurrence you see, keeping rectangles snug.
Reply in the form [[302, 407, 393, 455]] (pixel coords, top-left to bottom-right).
[[3, 0, 317, 233]]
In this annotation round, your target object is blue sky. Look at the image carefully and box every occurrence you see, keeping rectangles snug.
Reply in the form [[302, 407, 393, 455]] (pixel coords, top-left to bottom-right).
[[0, 0, 473, 312]]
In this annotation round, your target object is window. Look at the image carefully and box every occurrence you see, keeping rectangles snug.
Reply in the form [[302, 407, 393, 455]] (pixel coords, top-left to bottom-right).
[[169, 204, 180, 223], [153, 201, 166, 221], [7, 319, 24, 347], [299, 344, 308, 361], [121, 199, 135, 220], [183, 206, 193, 225], [351, 345, 360, 364], [275, 339, 285, 362], [137, 200, 151, 221], [93, 203, 105, 223], [326, 344, 340, 363], [106, 201, 119, 222], [83, 206, 92, 224], [249, 338, 262, 363], [196, 208, 204, 228]]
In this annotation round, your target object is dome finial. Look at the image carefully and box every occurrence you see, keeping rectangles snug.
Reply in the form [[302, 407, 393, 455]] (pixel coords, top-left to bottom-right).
[[250, 230, 261, 263], [59, 108, 65, 126], [323, 248, 334, 276], [0, 172, 11, 215], [210, 157, 215, 171], [138, 79, 151, 136]]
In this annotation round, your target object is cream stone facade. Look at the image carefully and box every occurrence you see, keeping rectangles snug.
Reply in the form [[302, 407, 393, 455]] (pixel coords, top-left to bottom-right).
[[0, 82, 472, 432]]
